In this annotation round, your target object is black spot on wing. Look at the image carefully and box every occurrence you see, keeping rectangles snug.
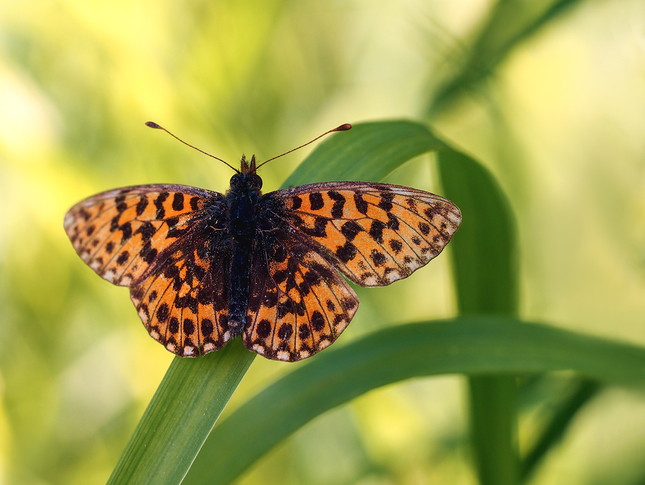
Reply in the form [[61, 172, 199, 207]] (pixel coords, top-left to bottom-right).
[[354, 193, 368, 214], [378, 193, 394, 211], [257, 319, 271, 338], [154, 192, 169, 219], [309, 192, 324, 211], [136, 197, 148, 216], [389, 239, 403, 253], [340, 221, 363, 241], [327, 191, 345, 218], [370, 249, 386, 266], [116, 251, 130, 266], [369, 220, 386, 243], [135, 221, 155, 240], [201, 319, 213, 337], [311, 311, 325, 331], [120, 222, 133, 243], [172, 193, 184, 211], [336, 241, 358, 263]]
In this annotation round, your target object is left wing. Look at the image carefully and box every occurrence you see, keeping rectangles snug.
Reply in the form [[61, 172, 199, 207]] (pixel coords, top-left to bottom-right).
[[129, 228, 232, 357]]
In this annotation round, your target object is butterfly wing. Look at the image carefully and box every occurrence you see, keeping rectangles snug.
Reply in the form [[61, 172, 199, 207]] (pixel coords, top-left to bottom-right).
[[266, 181, 462, 287], [243, 224, 358, 362], [64, 184, 232, 356]]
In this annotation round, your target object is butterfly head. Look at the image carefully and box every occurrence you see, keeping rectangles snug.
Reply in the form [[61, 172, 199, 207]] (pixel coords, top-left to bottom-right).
[[230, 154, 263, 192]]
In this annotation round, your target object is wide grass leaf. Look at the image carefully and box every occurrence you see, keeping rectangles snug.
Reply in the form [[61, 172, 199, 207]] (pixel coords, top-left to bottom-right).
[[282, 120, 445, 185], [437, 148, 518, 316]]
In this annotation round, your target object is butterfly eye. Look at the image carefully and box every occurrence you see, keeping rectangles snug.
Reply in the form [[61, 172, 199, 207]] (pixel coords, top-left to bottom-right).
[[251, 174, 263, 190], [230, 174, 241, 187]]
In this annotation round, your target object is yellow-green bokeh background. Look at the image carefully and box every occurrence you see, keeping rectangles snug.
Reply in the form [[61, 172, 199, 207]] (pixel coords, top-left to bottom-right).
[[1, 1, 645, 484]]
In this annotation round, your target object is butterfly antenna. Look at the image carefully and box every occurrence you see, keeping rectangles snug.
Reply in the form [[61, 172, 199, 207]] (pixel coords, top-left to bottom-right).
[[145, 121, 239, 173], [254, 123, 352, 171]]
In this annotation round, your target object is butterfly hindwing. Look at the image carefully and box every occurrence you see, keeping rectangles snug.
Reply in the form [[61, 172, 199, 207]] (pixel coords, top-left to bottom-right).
[[269, 182, 462, 287], [244, 223, 358, 361], [129, 229, 232, 357]]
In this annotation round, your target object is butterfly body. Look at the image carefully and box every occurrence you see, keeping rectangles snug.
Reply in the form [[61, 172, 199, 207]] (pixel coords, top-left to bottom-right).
[[65, 150, 461, 361], [225, 155, 263, 336]]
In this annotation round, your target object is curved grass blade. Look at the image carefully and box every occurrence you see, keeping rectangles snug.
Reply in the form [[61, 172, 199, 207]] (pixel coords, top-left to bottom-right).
[[520, 379, 602, 481], [437, 148, 518, 316], [107, 339, 255, 485], [184, 317, 645, 485]]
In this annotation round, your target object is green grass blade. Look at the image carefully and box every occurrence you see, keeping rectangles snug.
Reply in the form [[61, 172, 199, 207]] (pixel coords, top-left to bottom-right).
[[437, 148, 518, 315], [183, 317, 645, 485], [468, 376, 520, 485], [107, 339, 255, 485], [437, 148, 520, 484]]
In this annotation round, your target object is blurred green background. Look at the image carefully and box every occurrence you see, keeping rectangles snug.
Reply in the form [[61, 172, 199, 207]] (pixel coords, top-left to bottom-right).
[[1, 0, 644, 484]]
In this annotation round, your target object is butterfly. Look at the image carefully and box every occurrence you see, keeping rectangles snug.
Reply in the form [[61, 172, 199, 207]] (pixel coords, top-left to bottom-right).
[[64, 123, 461, 361]]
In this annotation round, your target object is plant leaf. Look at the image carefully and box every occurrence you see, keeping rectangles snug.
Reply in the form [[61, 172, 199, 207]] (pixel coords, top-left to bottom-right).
[[437, 148, 519, 316], [428, 0, 588, 116], [520, 378, 602, 481]]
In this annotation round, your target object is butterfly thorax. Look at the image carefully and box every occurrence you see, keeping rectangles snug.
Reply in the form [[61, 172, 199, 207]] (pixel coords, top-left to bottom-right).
[[226, 155, 263, 234]]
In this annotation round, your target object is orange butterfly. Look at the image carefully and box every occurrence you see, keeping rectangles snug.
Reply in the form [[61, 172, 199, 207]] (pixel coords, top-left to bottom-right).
[[64, 124, 461, 361]]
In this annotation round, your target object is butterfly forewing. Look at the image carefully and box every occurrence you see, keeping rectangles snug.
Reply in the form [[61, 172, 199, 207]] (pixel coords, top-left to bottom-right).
[[64, 184, 218, 287], [269, 182, 462, 287]]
